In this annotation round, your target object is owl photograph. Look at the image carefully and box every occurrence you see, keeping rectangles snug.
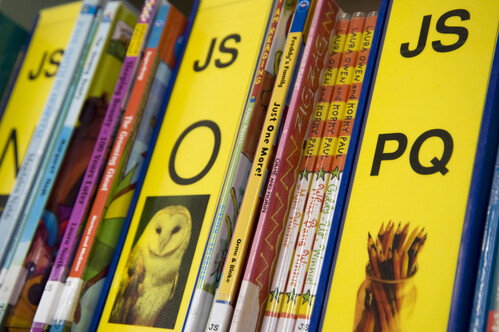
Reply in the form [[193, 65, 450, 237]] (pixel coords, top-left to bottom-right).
[[109, 194, 208, 328]]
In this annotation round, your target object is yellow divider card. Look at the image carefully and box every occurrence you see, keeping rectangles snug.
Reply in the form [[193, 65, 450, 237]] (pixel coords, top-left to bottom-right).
[[98, 0, 274, 331], [322, 0, 499, 331], [0, 2, 81, 216]]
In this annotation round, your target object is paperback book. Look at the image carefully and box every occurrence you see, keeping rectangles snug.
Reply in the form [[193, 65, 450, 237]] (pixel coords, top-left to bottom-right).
[[0, 4, 141, 327], [36, 0, 160, 328], [229, 1, 340, 331], [259, 11, 363, 332], [12, 4, 136, 332], [294, 12, 377, 332]]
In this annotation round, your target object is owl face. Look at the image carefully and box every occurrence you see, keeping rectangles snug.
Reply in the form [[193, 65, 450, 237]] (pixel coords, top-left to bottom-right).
[[146, 205, 192, 259]]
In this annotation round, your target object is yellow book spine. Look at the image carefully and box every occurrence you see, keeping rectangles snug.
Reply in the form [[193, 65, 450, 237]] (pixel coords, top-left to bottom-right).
[[217, 9, 306, 307]]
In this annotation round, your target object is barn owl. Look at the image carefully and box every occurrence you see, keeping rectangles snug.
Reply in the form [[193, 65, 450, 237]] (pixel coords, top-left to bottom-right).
[[110, 205, 192, 326]]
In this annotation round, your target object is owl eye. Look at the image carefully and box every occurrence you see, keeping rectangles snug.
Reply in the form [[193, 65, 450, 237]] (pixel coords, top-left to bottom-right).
[[155, 226, 161, 234], [171, 226, 181, 235]]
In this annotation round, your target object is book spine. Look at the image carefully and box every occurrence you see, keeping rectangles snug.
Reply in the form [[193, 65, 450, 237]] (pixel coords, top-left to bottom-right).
[[0, 5, 84, 329], [184, 1, 289, 331], [52, 0, 156, 290], [232, 1, 339, 329], [30, 1, 161, 329], [293, 13, 376, 331], [274, 12, 366, 332], [206, 3, 311, 332], [0, 6, 118, 321], [51, 5, 171, 329], [73, 64, 179, 332], [0, 6, 100, 289], [258, 13, 350, 332], [0, 0, 102, 278], [0, 3, 103, 327], [308, 8, 386, 332]]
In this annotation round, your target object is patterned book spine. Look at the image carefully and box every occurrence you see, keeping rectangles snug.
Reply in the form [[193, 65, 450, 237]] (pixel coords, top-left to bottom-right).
[[293, 13, 376, 332], [258, 13, 350, 332], [274, 12, 366, 332]]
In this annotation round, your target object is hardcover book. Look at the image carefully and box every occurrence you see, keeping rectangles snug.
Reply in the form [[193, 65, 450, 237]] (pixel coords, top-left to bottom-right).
[[97, 0, 275, 330], [315, 0, 499, 331]]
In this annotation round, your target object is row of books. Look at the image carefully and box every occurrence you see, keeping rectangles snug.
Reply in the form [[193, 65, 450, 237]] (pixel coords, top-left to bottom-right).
[[0, 0, 189, 330], [0, 0, 499, 331]]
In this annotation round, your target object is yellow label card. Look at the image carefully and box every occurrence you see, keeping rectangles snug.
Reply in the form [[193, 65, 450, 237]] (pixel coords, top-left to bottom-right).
[[0, 2, 81, 215], [322, 0, 499, 331], [98, 0, 274, 331]]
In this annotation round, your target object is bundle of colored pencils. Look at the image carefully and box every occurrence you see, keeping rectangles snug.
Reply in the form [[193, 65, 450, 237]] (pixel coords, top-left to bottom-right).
[[354, 221, 427, 332]]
